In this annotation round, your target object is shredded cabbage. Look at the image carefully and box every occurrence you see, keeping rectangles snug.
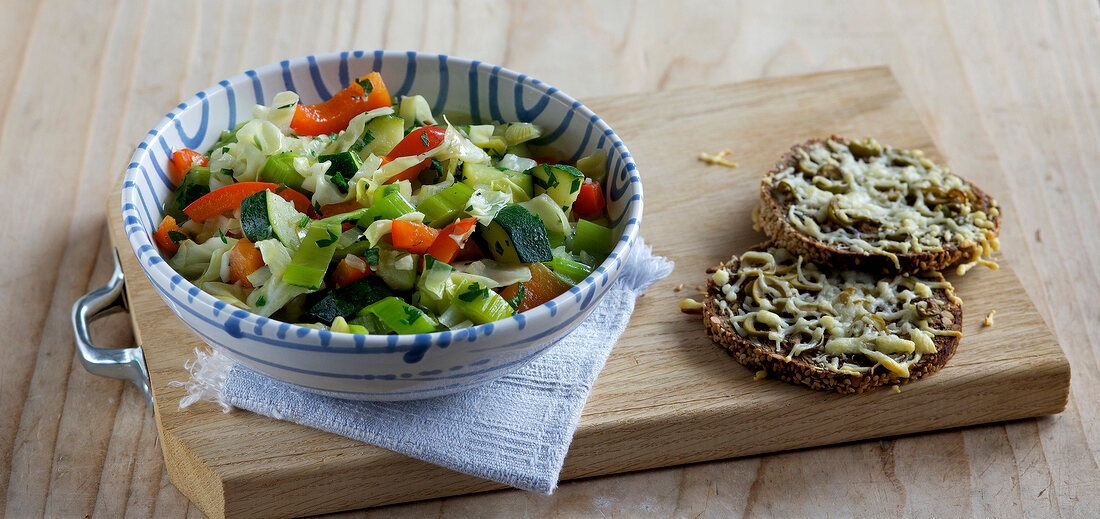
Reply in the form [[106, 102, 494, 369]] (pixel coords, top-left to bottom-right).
[[496, 153, 537, 173], [398, 95, 437, 128], [255, 239, 292, 277], [467, 188, 511, 225], [458, 259, 532, 286], [325, 107, 395, 154], [519, 194, 571, 236], [202, 281, 249, 309], [246, 276, 310, 317], [252, 91, 299, 132], [169, 237, 237, 279]]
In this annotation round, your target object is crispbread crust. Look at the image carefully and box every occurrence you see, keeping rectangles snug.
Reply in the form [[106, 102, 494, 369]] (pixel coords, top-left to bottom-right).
[[757, 137, 1001, 274], [702, 244, 963, 393]]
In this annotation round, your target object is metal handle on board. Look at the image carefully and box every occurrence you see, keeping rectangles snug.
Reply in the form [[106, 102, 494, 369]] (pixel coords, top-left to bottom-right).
[[71, 249, 153, 412]]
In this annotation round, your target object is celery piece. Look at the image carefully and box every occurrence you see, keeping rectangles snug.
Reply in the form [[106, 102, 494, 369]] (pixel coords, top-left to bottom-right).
[[260, 152, 305, 190], [284, 219, 342, 289], [570, 219, 613, 261], [451, 278, 514, 325], [348, 311, 388, 335], [415, 182, 474, 226], [371, 183, 402, 205], [547, 249, 594, 284], [362, 193, 415, 224], [360, 297, 437, 334], [547, 231, 567, 249]]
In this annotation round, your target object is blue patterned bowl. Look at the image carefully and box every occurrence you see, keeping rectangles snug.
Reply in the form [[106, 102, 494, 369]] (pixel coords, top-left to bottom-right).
[[122, 51, 642, 400]]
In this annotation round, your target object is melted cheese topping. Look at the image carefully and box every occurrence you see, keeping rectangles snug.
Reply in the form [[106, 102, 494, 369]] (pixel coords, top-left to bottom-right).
[[765, 138, 999, 273], [714, 247, 961, 377]]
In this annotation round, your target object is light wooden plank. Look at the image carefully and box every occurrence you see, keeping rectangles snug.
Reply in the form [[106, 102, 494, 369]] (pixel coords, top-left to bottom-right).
[[3, 1, 1099, 517]]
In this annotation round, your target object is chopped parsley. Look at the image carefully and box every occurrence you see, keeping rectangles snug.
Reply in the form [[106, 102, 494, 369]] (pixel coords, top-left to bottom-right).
[[218, 228, 228, 244], [420, 131, 430, 147], [351, 129, 375, 152], [355, 77, 374, 94], [363, 248, 380, 265], [315, 229, 340, 248], [167, 230, 188, 244], [277, 102, 295, 110], [505, 283, 526, 310], [398, 306, 422, 326], [256, 295, 267, 307], [297, 215, 310, 228], [458, 282, 490, 302]]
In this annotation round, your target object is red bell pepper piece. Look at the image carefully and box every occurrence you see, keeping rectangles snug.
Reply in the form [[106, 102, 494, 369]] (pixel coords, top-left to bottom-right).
[[571, 178, 606, 219], [382, 126, 447, 184], [424, 217, 478, 264], [290, 72, 392, 136]]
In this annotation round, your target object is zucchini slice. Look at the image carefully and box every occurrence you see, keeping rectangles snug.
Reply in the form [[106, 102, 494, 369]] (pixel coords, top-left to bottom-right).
[[479, 205, 553, 264], [240, 189, 303, 249], [355, 114, 405, 158], [529, 163, 585, 212]]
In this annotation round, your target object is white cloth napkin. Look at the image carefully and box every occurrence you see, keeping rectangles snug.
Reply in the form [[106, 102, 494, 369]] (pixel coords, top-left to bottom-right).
[[176, 238, 672, 493]]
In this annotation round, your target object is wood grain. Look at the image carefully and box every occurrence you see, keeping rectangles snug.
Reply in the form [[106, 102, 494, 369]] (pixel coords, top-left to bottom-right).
[[3, 1, 1099, 517], [101, 67, 1069, 518]]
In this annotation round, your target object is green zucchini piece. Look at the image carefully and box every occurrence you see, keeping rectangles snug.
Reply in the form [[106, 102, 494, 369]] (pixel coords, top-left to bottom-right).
[[415, 182, 475, 226], [570, 219, 613, 261], [529, 163, 585, 212], [318, 151, 362, 193], [361, 192, 415, 224], [451, 278, 514, 324], [480, 205, 553, 264], [479, 203, 550, 263], [260, 152, 305, 190], [305, 276, 392, 324], [360, 296, 437, 334], [376, 248, 418, 291], [240, 190, 274, 242], [284, 219, 342, 289], [239, 189, 302, 248], [547, 248, 594, 284], [356, 114, 405, 158]]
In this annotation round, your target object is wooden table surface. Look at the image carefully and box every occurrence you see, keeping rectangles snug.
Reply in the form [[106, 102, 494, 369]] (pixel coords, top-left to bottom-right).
[[3, 1, 1098, 517]]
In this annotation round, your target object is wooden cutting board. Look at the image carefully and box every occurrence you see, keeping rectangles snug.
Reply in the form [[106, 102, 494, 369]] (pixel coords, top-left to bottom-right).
[[107, 67, 1070, 519]]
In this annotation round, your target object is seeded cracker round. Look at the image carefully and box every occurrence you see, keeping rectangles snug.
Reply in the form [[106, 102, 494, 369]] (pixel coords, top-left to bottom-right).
[[757, 137, 1001, 275], [702, 244, 962, 393]]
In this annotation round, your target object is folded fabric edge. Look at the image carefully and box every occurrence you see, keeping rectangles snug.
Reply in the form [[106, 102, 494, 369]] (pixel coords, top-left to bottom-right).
[[170, 346, 235, 412]]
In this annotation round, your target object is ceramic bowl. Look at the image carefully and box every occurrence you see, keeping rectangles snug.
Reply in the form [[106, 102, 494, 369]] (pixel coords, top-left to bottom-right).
[[121, 51, 642, 400]]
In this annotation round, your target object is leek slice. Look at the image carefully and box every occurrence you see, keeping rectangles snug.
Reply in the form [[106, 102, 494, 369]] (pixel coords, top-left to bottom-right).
[[283, 219, 342, 289]]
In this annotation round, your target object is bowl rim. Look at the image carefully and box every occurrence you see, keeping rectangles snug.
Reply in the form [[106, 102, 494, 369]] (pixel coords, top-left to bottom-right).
[[122, 50, 643, 352]]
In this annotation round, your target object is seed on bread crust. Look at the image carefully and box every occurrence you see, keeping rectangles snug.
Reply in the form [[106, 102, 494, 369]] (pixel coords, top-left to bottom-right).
[[758, 136, 1001, 275]]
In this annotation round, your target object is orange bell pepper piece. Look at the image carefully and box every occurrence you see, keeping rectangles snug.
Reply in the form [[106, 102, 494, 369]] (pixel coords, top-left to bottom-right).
[[390, 220, 440, 254], [227, 237, 265, 288], [153, 215, 185, 253], [170, 149, 208, 186]]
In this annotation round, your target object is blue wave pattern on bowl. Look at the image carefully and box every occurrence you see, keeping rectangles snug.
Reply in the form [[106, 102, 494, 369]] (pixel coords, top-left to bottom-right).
[[122, 51, 642, 399]]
